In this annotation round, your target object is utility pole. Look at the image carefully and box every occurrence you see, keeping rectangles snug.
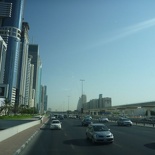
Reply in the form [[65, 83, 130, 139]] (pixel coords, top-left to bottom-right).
[[67, 96, 70, 114]]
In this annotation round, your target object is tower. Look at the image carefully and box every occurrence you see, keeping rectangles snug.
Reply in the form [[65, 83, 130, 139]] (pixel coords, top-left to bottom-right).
[[0, 0, 25, 104]]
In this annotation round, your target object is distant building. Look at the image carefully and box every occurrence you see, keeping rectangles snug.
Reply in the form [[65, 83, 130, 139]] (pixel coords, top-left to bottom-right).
[[28, 44, 42, 112], [81, 94, 112, 114], [77, 94, 87, 112], [44, 86, 48, 111], [98, 94, 111, 108], [40, 85, 48, 114]]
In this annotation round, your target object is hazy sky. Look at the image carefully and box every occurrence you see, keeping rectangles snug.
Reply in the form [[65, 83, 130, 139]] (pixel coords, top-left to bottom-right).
[[24, 0, 155, 111]]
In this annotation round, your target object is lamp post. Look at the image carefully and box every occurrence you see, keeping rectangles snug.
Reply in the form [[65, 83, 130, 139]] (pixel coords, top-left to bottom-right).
[[67, 96, 70, 114], [80, 79, 85, 113]]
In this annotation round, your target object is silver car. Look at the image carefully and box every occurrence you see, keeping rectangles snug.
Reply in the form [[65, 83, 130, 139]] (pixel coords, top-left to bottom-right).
[[117, 118, 133, 126], [86, 123, 114, 144], [98, 117, 109, 123]]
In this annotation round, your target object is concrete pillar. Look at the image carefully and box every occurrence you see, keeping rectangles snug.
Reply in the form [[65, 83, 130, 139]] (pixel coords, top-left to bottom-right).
[[147, 109, 151, 117]]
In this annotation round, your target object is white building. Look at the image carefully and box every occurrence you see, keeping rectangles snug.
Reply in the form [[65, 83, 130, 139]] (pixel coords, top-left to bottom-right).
[[0, 36, 7, 83]]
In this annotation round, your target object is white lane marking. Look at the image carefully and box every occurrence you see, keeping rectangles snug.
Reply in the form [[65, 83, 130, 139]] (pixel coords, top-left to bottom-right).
[[113, 130, 126, 135], [113, 142, 122, 148], [71, 144, 75, 149], [40, 124, 45, 128]]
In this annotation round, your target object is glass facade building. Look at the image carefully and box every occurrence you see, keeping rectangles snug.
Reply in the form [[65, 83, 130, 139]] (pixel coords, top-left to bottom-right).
[[18, 22, 29, 106], [0, 0, 48, 113], [28, 44, 42, 111], [0, 0, 25, 104], [0, 36, 7, 84]]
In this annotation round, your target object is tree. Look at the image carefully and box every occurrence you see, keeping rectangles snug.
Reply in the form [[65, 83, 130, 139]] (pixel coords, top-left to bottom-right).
[[18, 104, 38, 114], [2, 98, 12, 115]]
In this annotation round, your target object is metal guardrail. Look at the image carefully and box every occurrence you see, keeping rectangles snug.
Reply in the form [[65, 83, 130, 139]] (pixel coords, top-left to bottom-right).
[[91, 116, 155, 128], [109, 117, 155, 128]]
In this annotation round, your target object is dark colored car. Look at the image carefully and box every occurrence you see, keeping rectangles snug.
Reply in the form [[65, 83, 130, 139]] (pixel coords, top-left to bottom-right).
[[81, 118, 92, 126], [84, 115, 92, 120], [58, 115, 64, 120]]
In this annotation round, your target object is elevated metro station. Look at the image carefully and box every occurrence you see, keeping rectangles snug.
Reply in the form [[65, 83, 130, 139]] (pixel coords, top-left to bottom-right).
[[85, 101, 155, 117]]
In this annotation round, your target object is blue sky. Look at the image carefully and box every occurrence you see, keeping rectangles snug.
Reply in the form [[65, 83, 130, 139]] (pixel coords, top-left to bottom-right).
[[24, 0, 155, 111]]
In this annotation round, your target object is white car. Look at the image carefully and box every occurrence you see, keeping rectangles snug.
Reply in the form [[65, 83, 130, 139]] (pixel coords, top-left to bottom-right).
[[117, 118, 132, 126], [98, 117, 109, 123], [50, 120, 62, 130], [51, 116, 56, 120]]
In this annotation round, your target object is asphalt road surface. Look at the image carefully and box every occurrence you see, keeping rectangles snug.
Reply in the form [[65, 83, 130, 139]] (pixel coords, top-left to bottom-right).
[[20, 118, 155, 155]]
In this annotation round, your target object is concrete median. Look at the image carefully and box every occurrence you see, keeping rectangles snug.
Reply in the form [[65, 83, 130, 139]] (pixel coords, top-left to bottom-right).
[[0, 119, 41, 142]]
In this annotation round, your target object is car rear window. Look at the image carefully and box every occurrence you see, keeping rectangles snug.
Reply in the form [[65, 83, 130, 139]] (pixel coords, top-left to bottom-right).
[[93, 125, 108, 131], [52, 121, 60, 123]]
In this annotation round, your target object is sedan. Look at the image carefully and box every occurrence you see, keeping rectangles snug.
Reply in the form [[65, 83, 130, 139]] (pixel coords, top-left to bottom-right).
[[84, 115, 92, 120], [50, 120, 62, 130], [81, 118, 93, 126], [98, 117, 109, 123], [86, 123, 114, 144], [117, 118, 133, 126]]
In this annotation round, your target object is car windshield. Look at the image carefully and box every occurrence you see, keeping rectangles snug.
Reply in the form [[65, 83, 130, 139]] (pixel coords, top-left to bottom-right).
[[101, 118, 107, 119], [93, 125, 108, 131], [52, 121, 60, 124], [122, 119, 130, 121]]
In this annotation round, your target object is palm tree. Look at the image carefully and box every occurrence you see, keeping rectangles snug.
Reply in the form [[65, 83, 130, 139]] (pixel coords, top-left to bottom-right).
[[2, 98, 12, 115]]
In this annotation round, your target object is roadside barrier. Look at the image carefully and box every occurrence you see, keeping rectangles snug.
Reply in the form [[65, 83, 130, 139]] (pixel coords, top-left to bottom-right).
[[92, 117, 155, 128], [0, 119, 41, 142], [133, 121, 155, 128]]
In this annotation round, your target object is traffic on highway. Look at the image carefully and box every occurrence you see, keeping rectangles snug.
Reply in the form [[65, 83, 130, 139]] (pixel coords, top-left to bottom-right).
[[20, 115, 155, 155]]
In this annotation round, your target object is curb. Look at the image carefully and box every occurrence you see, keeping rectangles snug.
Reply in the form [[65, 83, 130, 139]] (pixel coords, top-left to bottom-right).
[[13, 118, 49, 155], [13, 131, 38, 155]]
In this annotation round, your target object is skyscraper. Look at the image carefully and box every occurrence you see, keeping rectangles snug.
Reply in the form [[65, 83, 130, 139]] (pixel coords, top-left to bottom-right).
[[0, 36, 7, 84], [18, 22, 29, 106], [40, 85, 48, 114], [0, 0, 25, 104], [28, 44, 42, 112], [0, 0, 47, 112]]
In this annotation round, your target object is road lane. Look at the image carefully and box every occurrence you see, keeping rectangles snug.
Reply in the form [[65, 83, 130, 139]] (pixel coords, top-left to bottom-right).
[[20, 118, 155, 155]]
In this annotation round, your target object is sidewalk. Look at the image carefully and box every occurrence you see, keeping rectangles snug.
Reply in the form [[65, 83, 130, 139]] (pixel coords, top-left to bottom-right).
[[0, 117, 49, 155]]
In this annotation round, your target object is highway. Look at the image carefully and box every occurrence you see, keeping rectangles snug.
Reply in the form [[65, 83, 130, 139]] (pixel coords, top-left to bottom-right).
[[20, 118, 155, 155]]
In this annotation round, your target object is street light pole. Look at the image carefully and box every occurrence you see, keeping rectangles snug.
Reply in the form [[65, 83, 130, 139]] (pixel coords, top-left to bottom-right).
[[67, 96, 70, 113]]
